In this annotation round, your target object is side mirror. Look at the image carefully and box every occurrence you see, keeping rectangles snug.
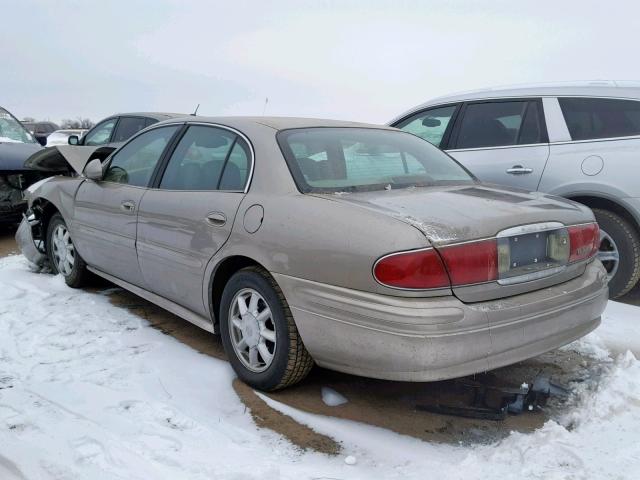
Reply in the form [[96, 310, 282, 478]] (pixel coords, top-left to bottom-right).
[[84, 158, 103, 181], [68, 135, 79, 145], [421, 117, 441, 128]]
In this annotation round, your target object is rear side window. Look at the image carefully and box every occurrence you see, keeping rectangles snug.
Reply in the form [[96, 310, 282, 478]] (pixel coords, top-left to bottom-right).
[[112, 117, 149, 143], [559, 97, 640, 140], [394, 105, 457, 147], [159, 125, 250, 191], [454, 101, 545, 149]]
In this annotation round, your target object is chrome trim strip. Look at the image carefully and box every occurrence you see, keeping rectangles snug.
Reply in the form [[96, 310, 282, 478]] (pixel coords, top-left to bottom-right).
[[497, 265, 567, 285], [497, 222, 565, 238], [447, 142, 549, 153], [100, 121, 256, 194]]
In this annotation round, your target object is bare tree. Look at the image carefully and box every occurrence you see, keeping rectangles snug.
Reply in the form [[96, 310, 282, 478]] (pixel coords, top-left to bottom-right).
[[61, 117, 95, 129]]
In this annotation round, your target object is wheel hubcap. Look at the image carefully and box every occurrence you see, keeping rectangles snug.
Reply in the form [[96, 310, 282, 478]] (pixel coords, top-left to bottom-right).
[[51, 224, 75, 276], [228, 288, 277, 373], [598, 228, 620, 281]]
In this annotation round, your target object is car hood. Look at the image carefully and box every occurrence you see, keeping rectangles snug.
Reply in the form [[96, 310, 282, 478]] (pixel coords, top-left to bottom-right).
[[319, 184, 594, 245], [0, 142, 43, 172], [23, 145, 102, 174]]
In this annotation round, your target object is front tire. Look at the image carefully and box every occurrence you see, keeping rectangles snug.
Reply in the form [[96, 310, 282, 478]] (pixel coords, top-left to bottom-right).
[[593, 208, 640, 298], [46, 213, 90, 288], [219, 266, 313, 391]]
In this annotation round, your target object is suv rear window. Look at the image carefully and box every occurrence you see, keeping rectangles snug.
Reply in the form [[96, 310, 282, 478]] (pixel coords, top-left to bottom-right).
[[278, 127, 474, 193], [559, 97, 640, 141]]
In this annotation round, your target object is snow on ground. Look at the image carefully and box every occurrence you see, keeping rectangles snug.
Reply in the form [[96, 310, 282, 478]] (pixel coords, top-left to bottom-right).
[[0, 253, 639, 479]]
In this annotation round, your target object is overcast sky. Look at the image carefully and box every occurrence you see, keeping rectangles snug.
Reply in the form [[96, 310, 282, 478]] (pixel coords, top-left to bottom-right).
[[2, 0, 640, 124]]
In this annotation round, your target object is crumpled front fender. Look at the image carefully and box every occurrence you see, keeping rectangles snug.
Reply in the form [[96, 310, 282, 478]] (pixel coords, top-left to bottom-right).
[[15, 214, 48, 269]]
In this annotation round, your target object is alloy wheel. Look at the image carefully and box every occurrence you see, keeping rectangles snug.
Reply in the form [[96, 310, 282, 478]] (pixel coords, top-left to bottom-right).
[[51, 224, 75, 276], [228, 288, 277, 373], [598, 228, 620, 281]]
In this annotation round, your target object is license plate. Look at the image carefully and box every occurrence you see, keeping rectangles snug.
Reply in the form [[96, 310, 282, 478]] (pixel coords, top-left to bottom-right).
[[497, 228, 569, 281]]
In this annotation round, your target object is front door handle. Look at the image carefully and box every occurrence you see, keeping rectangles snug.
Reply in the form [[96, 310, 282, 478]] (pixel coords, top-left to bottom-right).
[[506, 165, 534, 175], [121, 201, 136, 212], [206, 212, 227, 227]]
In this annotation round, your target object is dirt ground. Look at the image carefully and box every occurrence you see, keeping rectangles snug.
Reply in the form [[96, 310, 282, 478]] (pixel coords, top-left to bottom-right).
[[0, 226, 620, 453]]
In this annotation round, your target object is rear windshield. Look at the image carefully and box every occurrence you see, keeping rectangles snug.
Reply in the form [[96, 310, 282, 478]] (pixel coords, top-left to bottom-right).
[[278, 127, 474, 193]]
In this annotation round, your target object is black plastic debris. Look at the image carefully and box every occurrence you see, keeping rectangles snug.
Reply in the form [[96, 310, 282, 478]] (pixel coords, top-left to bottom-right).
[[416, 374, 569, 421]]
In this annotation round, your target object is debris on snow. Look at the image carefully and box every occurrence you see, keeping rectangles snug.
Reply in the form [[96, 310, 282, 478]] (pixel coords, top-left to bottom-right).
[[321, 387, 348, 407], [344, 455, 357, 465]]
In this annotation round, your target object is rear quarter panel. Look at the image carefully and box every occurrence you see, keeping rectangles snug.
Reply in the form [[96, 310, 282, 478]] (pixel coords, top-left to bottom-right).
[[206, 192, 444, 297], [540, 137, 640, 202]]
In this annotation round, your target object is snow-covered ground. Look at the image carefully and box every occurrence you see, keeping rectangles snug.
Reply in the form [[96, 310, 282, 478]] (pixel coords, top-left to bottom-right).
[[0, 254, 638, 479]]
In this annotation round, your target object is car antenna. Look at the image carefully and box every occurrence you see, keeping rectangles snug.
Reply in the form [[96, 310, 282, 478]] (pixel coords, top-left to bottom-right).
[[191, 104, 200, 116], [262, 97, 269, 115]]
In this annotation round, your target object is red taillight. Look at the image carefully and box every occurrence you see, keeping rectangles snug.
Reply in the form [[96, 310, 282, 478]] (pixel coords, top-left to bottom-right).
[[374, 239, 500, 290], [568, 223, 599, 262], [373, 248, 450, 289], [438, 239, 498, 285]]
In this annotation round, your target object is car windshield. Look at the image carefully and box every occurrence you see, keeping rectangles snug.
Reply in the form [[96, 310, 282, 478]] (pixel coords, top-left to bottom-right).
[[278, 127, 475, 193], [0, 108, 37, 144]]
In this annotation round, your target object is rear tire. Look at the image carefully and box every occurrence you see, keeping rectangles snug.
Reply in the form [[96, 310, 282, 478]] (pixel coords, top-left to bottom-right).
[[219, 266, 314, 391], [46, 213, 90, 288], [593, 208, 640, 298]]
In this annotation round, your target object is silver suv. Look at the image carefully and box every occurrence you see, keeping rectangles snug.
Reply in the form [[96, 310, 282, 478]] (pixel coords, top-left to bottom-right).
[[390, 81, 640, 298]]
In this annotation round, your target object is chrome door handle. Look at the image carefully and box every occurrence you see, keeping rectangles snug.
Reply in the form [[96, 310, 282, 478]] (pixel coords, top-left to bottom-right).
[[121, 201, 136, 212], [506, 165, 533, 175], [206, 212, 227, 226]]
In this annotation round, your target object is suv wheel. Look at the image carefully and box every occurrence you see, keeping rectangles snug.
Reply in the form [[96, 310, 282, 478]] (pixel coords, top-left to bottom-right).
[[593, 208, 640, 298], [219, 266, 314, 391], [46, 213, 90, 288]]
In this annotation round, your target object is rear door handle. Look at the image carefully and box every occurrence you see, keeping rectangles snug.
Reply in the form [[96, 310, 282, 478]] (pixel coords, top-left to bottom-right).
[[206, 212, 227, 226], [121, 201, 136, 212], [506, 165, 533, 175]]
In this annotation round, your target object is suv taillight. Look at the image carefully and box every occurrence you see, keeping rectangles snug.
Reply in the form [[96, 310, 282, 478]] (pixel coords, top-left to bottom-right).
[[568, 223, 599, 262]]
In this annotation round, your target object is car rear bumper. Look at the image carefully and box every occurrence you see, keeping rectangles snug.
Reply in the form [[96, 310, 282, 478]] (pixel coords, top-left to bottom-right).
[[274, 260, 608, 382]]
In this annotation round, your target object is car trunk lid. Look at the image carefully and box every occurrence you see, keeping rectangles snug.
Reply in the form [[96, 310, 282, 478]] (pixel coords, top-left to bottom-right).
[[321, 184, 596, 301]]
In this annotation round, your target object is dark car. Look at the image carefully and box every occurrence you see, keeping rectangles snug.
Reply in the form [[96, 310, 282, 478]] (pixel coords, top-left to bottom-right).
[[22, 121, 60, 146], [0, 107, 44, 222], [68, 113, 183, 148]]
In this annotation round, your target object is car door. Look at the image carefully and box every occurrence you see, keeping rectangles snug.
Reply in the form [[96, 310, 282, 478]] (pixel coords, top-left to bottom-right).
[[136, 124, 252, 315], [72, 124, 181, 286], [445, 99, 550, 191]]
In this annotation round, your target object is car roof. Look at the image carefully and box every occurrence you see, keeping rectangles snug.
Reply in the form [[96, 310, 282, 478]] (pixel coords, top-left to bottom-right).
[[390, 80, 640, 123], [155, 115, 396, 131], [107, 112, 184, 120]]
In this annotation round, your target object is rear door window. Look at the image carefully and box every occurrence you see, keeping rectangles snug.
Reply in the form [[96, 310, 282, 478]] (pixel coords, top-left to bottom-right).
[[559, 97, 640, 140], [394, 105, 457, 147], [454, 100, 545, 149], [158, 125, 250, 191], [112, 116, 149, 143]]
